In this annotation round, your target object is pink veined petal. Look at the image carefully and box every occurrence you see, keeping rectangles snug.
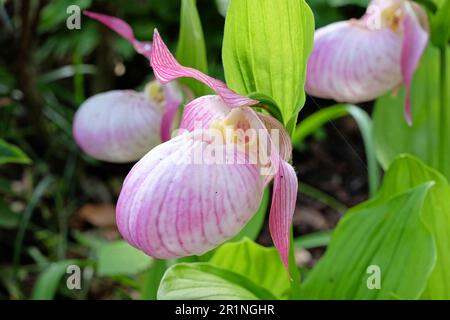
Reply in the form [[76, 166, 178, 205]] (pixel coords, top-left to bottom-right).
[[84, 11, 152, 60], [179, 95, 230, 131], [239, 107, 281, 185], [179, 99, 292, 165], [305, 21, 403, 103], [257, 113, 292, 162], [73, 90, 162, 163], [400, 14, 428, 125], [116, 131, 265, 258], [151, 29, 258, 108], [269, 160, 298, 273]]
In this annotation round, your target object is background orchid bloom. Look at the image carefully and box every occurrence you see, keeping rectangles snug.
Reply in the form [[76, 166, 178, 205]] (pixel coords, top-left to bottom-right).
[[116, 30, 297, 271], [305, 0, 428, 124], [74, 12, 192, 162], [73, 81, 182, 163]]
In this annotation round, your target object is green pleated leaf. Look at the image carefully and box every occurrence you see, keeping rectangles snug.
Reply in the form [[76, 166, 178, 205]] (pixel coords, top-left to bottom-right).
[[222, 0, 314, 128], [176, 0, 209, 96], [378, 155, 450, 299], [157, 263, 277, 300], [299, 157, 437, 299], [373, 45, 450, 179], [97, 241, 152, 277], [210, 239, 290, 299], [0, 139, 31, 165]]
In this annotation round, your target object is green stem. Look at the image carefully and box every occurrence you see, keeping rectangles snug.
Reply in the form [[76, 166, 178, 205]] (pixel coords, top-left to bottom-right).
[[299, 182, 348, 214], [140, 260, 167, 300], [439, 45, 448, 177]]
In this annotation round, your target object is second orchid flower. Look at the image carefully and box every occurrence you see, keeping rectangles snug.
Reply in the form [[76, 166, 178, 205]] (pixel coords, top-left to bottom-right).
[[306, 0, 429, 125]]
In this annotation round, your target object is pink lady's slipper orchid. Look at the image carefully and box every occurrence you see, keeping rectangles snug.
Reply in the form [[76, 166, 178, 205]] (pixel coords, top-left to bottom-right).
[[116, 30, 297, 270], [73, 81, 182, 162], [305, 0, 429, 124], [73, 12, 187, 162]]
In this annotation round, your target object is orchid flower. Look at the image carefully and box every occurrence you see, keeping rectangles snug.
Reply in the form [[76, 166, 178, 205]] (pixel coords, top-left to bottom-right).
[[79, 11, 297, 270], [116, 30, 298, 271], [73, 81, 183, 162], [73, 12, 188, 162], [305, 0, 429, 124]]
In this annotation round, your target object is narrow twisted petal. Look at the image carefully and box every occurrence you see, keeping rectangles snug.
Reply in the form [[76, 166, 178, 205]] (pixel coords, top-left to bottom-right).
[[159, 98, 179, 142], [244, 108, 298, 271], [116, 132, 265, 258], [401, 13, 428, 125], [73, 90, 162, 162], [306, 21, 403, 103], [84, 11, 152, 60], [269, 160, 298, 272], [151, 29, 258, 108], [159, 83, 183, 142]]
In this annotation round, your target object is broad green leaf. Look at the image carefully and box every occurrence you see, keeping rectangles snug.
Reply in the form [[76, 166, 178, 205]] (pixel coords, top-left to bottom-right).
[[373, 45, 450, 179], [176, 0, 209, 96], [377, 155, 450, 299], [210, 239, 290, 299], [223, 0, 315, 128], [230, 188, 269, 242], [293, 104, 380, 196], [97, 241, 152, 277], [157, 263, 276, 300], [299, 169, 436, 299], [31, 260, 80, 300], [0, 139, 31, 165]]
